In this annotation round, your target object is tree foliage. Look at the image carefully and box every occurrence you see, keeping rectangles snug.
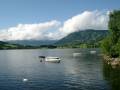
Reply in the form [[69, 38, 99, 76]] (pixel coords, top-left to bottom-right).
[[102, 10, 120, 58]]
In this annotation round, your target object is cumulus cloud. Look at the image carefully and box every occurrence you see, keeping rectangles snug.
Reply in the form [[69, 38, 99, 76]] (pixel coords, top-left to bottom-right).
[[0, 20, 61, 41], [59, 10, 109, 36], [0, 10, 109, 41]]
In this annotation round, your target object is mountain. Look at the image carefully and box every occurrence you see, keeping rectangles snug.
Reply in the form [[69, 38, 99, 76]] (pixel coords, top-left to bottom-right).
[[56, 29, 109, 48], [0, 41, 21, 49], [0, 41, 37, 49], [0, 40, 57, 49], [0, 41, 8, 45], [0, 29, 109, 49], [7, 40, 57, 46]]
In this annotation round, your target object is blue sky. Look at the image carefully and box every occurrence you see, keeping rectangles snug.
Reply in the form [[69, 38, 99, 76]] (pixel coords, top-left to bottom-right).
[[0, 0, 119, 28], [0, 0, 119, 40]]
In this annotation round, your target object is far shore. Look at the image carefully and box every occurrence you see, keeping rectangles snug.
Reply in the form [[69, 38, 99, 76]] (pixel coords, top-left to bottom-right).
[[0, 47, 100, 50]]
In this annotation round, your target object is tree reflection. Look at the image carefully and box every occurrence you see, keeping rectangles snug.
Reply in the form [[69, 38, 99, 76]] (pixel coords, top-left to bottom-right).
[[103, 62, 120, 90]]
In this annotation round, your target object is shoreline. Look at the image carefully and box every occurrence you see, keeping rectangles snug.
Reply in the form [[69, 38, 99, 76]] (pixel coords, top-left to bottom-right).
[[103, 55, 120, 68], [0, 47, 99, 50]]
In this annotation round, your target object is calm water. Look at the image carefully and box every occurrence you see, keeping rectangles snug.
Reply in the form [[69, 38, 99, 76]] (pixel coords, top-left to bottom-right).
[[0, 49, 119, 90]]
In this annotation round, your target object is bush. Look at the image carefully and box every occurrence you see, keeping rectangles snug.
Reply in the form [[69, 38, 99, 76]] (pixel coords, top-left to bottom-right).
[[101, 36, 111, 55]]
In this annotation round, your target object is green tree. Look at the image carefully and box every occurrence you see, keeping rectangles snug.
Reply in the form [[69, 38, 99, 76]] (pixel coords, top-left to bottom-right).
[[102, 10, 120, 58], [109, 10, 120, 44]]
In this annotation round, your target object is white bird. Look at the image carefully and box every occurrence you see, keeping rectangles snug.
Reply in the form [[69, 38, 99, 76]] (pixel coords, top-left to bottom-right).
[[23, 78, 28, 82]]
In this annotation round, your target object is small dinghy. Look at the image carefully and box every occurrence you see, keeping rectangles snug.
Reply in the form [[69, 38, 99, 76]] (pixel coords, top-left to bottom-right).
[[45, 57, 61, 63], [39, 56, 61, 63], [90, 51, 96, 54], [22, 78, 28, 82], [73, 53, 82, 57]]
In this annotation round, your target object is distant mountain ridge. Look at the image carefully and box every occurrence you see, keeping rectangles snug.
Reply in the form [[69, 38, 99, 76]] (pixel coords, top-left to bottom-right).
[[1, 29, 109, 48], [8, 40, 57, 46], [0, 41, 22, 49], [0, 41, 8, 44], [0, 40, 57, 49], [55, 29, 109, 46]]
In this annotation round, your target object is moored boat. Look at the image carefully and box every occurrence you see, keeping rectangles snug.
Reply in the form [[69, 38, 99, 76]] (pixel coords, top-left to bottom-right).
[[45, 57, 61, 63], [73, 53, 82, 57], [90, 51, 96, 54]]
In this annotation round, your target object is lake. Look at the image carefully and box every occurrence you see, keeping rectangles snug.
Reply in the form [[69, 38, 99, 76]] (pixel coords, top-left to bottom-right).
[[0, 49, 119, 90]]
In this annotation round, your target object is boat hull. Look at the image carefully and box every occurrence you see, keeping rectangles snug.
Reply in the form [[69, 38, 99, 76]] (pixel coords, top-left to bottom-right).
[[45, 60, 60, 63], [45, 57, 61, 63]]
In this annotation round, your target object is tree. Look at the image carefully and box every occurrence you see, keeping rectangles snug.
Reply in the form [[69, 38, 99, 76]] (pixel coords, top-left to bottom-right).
[[109, 10, 120, 44], [102, 10, 120, 58]]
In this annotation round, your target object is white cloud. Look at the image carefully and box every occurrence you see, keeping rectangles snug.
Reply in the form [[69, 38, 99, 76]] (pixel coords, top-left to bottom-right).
[[0, 20, 61, 41], [0, 10, 109, 41], [59, 10, 109, 36]]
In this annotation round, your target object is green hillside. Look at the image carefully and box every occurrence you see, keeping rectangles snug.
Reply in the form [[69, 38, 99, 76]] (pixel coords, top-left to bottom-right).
[[56, 29, 108, 48], [0, 41, 57, 49], [0, 41, 26, 49]]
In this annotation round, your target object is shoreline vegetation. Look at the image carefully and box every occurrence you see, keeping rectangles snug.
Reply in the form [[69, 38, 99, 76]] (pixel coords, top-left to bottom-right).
[[0, 42, 103, 50], [101, 10, 120, 68], [0, 44, 57, 50], [1, 44, 99, 50], [0, 41, 57, 49]]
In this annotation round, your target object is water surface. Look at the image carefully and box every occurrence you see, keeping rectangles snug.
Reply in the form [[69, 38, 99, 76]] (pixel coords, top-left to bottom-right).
[[0, 49, 118, 90]]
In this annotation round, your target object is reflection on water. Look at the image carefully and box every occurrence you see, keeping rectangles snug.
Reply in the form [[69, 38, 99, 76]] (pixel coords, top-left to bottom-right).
[[103, 62, 120, 90]]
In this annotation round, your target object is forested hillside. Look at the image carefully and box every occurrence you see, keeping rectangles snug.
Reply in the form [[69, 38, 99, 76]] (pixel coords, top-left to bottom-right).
[[56, 29, 108, 48]]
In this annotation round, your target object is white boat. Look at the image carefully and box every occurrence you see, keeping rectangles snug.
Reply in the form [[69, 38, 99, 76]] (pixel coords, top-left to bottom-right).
[[45, 57, 61, 63], [90, 51, 96, 54], [23, 78, 28, 82], [73, 53, 82, 57]]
